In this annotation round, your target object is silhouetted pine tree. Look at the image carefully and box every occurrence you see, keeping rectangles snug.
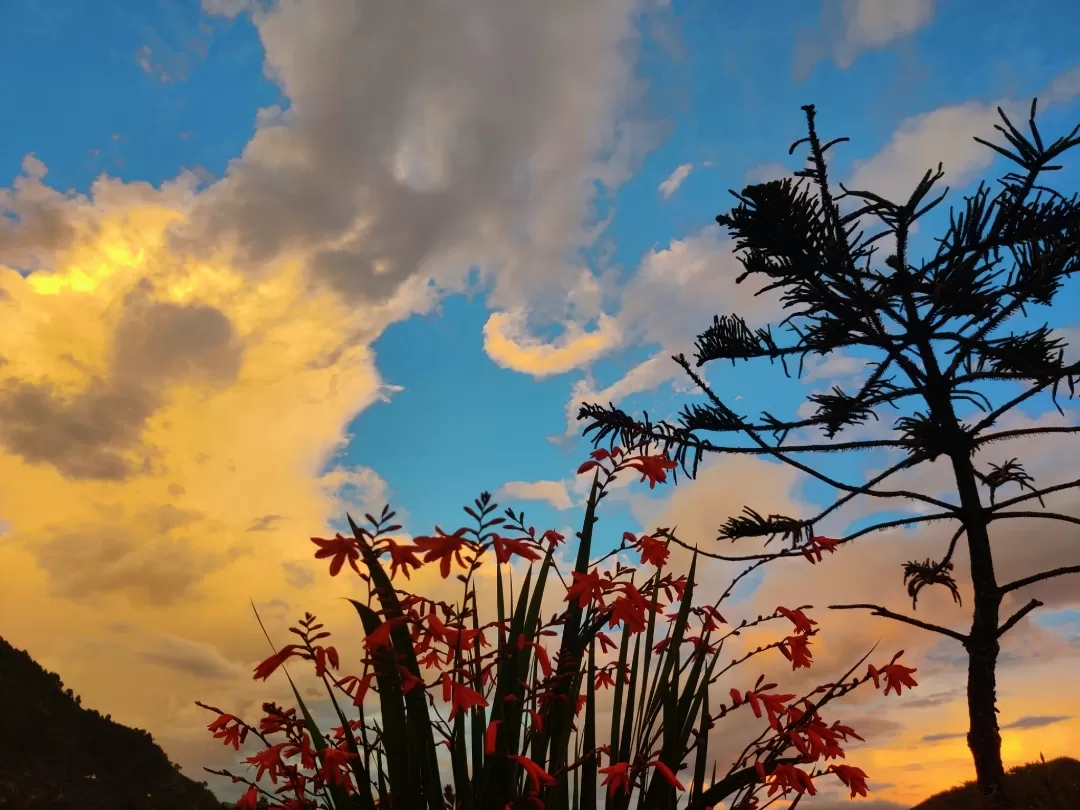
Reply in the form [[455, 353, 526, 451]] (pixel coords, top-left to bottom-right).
[[578, 100, 1080, 803]]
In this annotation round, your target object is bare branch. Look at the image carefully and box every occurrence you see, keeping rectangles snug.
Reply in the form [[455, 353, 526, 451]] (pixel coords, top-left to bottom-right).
[[974, 425, 1080, 448], [1000, 565, 1080, 596], [827, 603, 969, 643], [988, 478, 1080, 512], [988, 510, 1080, 528], [997, 598, 1044, 638]]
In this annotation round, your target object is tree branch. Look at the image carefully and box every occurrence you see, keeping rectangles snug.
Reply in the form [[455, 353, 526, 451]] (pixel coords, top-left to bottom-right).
[[828, 603, 969, 643], [659, 511, 957, 562], [987, 478, 1080, 512], [997, 598, 1044, 638], [1000, 565, 1080, 596], [974, 425, 1080, 448], [988, 510, 1080, 528]]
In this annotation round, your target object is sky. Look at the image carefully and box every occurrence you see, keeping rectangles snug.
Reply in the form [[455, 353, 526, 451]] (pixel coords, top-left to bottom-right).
[[1, 0, 1079, 807]]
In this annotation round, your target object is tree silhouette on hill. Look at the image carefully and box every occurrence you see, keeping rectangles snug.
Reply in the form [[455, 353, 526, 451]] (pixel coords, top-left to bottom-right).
[[580, 99, 1080, 805]]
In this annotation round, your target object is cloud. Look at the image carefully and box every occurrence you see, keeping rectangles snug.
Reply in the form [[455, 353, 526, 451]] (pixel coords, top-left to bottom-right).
[[555, 225, 784, 437], [498, 479, 574, 511], [483, 310, 622, 378], [795, 0, 935, 80], [184, 0, 655, 322], [658, 162, 693, 197], [923, 714, 1072, 742], [846, 64, 1080, 204]]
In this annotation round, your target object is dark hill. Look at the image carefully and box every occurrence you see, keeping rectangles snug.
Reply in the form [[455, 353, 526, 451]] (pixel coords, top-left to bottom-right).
[[911, 755, 1080, 810], [0, 635, 231, 810]]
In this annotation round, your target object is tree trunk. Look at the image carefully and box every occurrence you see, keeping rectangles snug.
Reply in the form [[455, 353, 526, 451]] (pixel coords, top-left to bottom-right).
[[966, 634, 1006, 798], [951, 452, 1008, 799]]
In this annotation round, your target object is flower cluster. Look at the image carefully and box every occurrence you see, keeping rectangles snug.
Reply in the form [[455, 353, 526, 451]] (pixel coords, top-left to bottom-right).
[[198, 445, 916, 810]]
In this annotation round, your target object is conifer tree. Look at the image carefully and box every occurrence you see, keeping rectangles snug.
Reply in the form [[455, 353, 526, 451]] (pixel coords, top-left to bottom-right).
[[579, 100, 1080, 802]]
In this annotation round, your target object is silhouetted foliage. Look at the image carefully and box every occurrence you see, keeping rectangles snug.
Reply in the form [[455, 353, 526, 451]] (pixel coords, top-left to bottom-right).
[[0, 635, 230, 810], [579, 100, 1080, 805]]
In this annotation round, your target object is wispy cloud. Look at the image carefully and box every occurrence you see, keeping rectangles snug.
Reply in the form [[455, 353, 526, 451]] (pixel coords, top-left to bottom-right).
[[658, 162, 693, 197]]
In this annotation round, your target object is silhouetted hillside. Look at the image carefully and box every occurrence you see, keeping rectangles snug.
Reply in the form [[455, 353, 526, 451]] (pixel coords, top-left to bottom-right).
[[911, 755, 1080, 810], [0, 635, 231, 810]]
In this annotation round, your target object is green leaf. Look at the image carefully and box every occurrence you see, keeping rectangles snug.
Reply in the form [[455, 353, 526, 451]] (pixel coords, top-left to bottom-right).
[[346, 600, 410, 810]]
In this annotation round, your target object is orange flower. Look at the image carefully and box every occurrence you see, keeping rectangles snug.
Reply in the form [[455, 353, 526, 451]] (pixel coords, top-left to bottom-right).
[[310, 534, 363, 577]]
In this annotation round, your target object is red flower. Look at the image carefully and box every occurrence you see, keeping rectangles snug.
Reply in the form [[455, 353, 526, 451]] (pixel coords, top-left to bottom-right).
[[648, 760, 685, 791], [778, 634, 813, 670], [766, 763, 817, 797], [803, 535, 839, 564], [596, 632, 617, 654], [637, 535, 670, 567], [245, 742, 289, 785], [776, 606, 817, 634], [448, 681, 489, 721], [363, 621, 396, 652], [413, 526, 474, 578], [317, 746, 359, 790], [507, 755, 555, 793], [337, 673, 375, 707], [566, 570, 605, 609], [310, 534, 363, 577], [623, 453, 677, 488], [235, 786, 260, 810], [744, 690, 795, 730], [383, 540, 422, 580], [599, 762, 632, 797], [492, 534, 542, 564], [283, 733, 318, 771], [541, 529, 565, 547], [828, 764, 869, 798], [485, 720, 502, 755], [311, 645, 339, 678], [253, 645, 303, 681], [206, 711, 249, 750], [868, 662, 919, 695]]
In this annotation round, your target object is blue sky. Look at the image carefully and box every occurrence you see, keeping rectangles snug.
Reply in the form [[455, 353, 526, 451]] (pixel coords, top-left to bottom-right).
[[3, 1, 1080, 805]]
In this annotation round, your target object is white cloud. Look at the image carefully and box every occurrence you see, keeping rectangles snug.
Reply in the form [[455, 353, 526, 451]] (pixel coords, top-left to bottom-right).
[[795, 0, 936, 79], [658, 162, 693, 197], [846, 64, 1080, 204], [498, 479, 574, 510], [743, 162, 791, 186]]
